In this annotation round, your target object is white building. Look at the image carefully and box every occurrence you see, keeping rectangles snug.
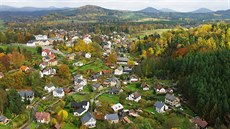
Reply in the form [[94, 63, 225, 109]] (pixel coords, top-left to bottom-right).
[[85, 53, 92, 59], [154, 101, 168, 113], [111, 103, 124, 112], [53, 88, 65, 98], [81, 112, 96, 128], [44, 84, 56, 93], [35, 35, 48, 40], [114, 67, 123, 75]]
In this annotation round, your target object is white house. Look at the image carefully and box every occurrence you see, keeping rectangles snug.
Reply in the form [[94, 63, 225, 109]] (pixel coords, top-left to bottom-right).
[[165, 94, 181, 107], [74, 75, 87, 86], [18, 90, 34, 102], [85, 53, 92, 59], [71, 36, 79, 42], [117, 57, 129, 65], [127, 92, 141, 102], [53, 88, 65, 98], [44, 84, 56, 93], [83, 37, 92, 44], [114, 67, 123, 75], [35, 35, 48, 40], [154, 101, 168, 113], [81, 112, 96, 128], [104, 114, 119, 124], [72, 101, 90, 116], [40, 68, 56, 77], [73, 61, 84, 67], [130, 75, 139, 82], [154, 85, 166, 94], [111, 103, 124, 112], [27, 40, 50, 46]]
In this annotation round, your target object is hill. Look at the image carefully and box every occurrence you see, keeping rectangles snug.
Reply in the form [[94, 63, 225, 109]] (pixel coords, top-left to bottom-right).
[[159, 8, 177, 12], [191, 8, 213, 13], [139, 7, 160, 13]]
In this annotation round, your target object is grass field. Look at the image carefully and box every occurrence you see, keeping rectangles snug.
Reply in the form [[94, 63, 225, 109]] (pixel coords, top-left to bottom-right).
[[97, 93, 119, 104], [78, 60, 109, 73]]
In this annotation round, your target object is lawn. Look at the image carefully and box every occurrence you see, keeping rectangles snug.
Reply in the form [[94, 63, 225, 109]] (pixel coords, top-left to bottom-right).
[[123, 82, 140, 92], [29, 121, 38, 129], [97, 93, 119, 104], [61, 122, 76, 129], [0, 44, 37, 54], [78, 60, 109, 73]]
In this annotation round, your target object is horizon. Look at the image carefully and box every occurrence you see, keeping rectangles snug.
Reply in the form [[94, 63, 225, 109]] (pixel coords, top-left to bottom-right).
[[0, 0, 230, 12]]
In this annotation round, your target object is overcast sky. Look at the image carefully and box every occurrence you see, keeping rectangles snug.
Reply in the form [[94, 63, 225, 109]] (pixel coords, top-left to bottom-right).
[[0, 0, 229, 12]]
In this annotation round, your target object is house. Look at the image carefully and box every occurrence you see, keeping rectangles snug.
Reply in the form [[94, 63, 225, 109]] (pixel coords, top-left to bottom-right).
[[109, 87, 121, 94], [166, 88, 173, 93], [90, 74, 100, 82], [44, 84, 56, 93], [116, 57, 129, 65], [0, 115, 10, 125], [106, 77, 120, 87], [141, 82, 150, 91], [39, 62, 48, 69], [104, 114, 119, 123], [27, 40, 50, 46], [20, 65, 30, 72], [0, 72, 4, 79], [165, 94, 181, 107], [127, 92, 141, 102], [123, 67, 132, 74], [66, 53, 76, 60], [73, 61, 84, 67], [35, 112, 50, 124], [40, 68, 56, 77], [83, 36, 92, 44], [71, 36, 79, 42], [128, 109, 140, 117], [18, 90, 34, 102], [81, 112, 96, 128], [114, 66, 123, 75], [53, 88, 65, 98], [91, 84, 103, 91], [154, 101, 168, 113], [154, 85, 166, 94], [35, 35, 48, 40], [71, 101, 90, 116], [193, 117, 208, 129], [48, 59, 58, 66], [130, 75, 138, 82], [74, 75, 87, 86], [85, 53, 92, 59], [42, 49, 53, 57], [111, 103, 124, 112]]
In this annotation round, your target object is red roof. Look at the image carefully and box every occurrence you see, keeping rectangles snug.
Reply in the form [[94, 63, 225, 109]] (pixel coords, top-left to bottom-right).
[[193, 117, 208, 128], [154, 84, 163, 90], [42, 49, 51, 53], [49, 59, 57, 62], [35, 112, 50, 122]]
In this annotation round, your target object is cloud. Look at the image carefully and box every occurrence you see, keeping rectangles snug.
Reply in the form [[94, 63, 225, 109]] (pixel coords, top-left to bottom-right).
[[1, 0, 229, 11]]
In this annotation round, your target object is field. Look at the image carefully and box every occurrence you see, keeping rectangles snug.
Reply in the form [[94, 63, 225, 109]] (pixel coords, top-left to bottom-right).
[[0, 20, 5, 30]]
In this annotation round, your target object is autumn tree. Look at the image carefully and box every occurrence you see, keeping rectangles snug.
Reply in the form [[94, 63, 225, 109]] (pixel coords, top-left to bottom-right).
[[57, 109, 68, 124], [106, 53, 117, 64]]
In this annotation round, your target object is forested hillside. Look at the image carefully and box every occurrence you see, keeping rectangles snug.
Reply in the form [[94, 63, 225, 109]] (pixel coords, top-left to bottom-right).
[[132, 22, 230, 128]]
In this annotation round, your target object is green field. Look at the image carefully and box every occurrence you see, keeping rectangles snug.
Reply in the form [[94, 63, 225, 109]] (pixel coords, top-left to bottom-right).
[[78, 60, 109, 73], [0, 20, 5, 30]]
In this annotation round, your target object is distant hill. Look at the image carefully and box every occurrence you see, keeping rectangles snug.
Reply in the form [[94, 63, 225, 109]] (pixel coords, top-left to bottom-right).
[[159, 8, 177, 12], [139, 7, 160, 13], [191, 8, 213, 13], [0, 5, 65, 12]]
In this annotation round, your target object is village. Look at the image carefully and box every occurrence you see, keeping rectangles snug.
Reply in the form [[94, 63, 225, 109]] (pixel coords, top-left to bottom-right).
[[0, 29, 208, 129]]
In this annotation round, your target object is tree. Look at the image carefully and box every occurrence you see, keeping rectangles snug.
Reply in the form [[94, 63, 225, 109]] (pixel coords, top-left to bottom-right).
[[58, 64, 71, 80], [36, 46, 42, 54], [57, 109, 68, 123], [106, 53, 117, 64], [7, 89, 25, 115]]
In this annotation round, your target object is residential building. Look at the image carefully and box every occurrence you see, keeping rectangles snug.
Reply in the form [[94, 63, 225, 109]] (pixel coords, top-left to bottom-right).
[[81, 112, 96, 128], [0, 115, 10, 125], [35, 112, 50, 124], [165, 94, 181, 107], [0, 72, 4, 79], [18, 90, 34, 102], [114, 66, 123, 75], [127, 92, 141, 102], [44, 84, 56, 93], [116, 57, 129, 65], [193, 117, 208, 129], [104, 114, 119, 123], [154, 101, 168, 113], [72, 101, 90, 116], [111, 103, 124, 112], [53, 88, 65, 98]]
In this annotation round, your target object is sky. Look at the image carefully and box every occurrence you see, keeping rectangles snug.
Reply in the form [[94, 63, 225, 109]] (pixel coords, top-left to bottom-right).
[[0, 0, 230, 12]]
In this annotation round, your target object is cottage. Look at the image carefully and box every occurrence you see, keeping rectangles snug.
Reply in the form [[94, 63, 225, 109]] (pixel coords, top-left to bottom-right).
[[35, 35, 48, 40], [91, 84, 103, 91], [39, 62, 48, 69], [154, 101, 168, 113], [53, 88, 65, 98], [141, 82, 150, 91], [165, 94, 181, 107], [44, 84, 56, 93], [90, 74, 100, 82], [18, 90, 34, 102], [104, 114, 119, 123], [111, 103, 124, 112], [0, 72, 4, 79], [130, 75, 138, 82], [193, 117, 208, 129], [66, 53, 76, 60], [42, 49, 52, 57], [81, 112, 96, 128], [106, 77, 120, 87], [73, 61, 84, 67], [35, 112, 50, 124], [83, 36, 92, 44], [109, 87, 121, 94], [127, 92, 141, 102], [117, 57, 129, 65], [40, 68, 56, 77], [85, 53, 92, 59], [72, 101, 90, 116], [48, 59, 58, 66], [0, 115, 10, 125], [154, 85, 166, 94], [114, 66, 123, 75], [20, 65, 30, 72], [74, 75, 87, 86], [27, 40, 50, 46], [123, 67, 132, 74]]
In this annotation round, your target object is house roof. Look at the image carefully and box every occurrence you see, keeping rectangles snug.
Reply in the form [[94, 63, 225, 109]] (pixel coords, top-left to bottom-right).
[[18, 90, 34, 97], [132, 92, 141, 98], [165, 94, 177, 101], [42, 49, 51, 53], [117, 57, 129, 62], [20, 66, 29, 71], [71, 101, 88, 109], [55, 88, 64, 94], [46, 84, 55, 88], [154, 101, 165, 109], [76, 108, 86, 114], [109, 87, 120, 94], [105, 114, 119, 121], [193, 117, 208, 128], [35, 112, 50, 121], [112, 103, 124, 111], [81, 112, 95, 123], [155, 84, 163, 90], [0, 115, 7, 122], [92, 83, 101, 89], [0, 72, 4, 77]]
